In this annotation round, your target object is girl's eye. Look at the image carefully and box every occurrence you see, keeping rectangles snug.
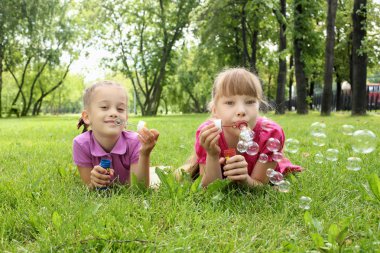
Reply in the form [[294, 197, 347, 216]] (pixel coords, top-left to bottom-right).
[[225, 101, 234, 105], [246, 100, 256, 104], [118, 108, 125, 112], [100, 106, 108, 110]]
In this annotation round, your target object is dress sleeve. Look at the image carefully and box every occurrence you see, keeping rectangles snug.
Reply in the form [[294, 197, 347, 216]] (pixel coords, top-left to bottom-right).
[[129, 138, 141, 164], [72, 138, 93, 168], [194, 122, 209, 164], [257, 120, 302, 174]]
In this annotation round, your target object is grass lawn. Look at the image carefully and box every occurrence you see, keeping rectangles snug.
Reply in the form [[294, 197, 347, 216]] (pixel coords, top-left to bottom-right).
[[0, 112, 379, 252]]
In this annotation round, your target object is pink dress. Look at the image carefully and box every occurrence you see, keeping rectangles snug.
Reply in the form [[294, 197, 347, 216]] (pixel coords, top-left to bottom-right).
[[195, 117, 302, 175]]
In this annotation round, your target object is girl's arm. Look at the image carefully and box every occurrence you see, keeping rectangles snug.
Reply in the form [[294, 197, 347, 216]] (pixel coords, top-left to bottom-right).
[[198, 123, 223, 187], [247, 161, 276, 187], [200, 155, 223, 187], [131, 127, 159, 187]]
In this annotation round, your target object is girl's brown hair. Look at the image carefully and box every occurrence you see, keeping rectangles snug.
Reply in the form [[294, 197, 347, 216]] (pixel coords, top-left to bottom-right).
[[77, 80, 127, 133]]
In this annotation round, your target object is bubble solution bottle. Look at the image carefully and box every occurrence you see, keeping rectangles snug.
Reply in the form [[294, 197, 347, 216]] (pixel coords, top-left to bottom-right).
[[97, 159, 111, 190]]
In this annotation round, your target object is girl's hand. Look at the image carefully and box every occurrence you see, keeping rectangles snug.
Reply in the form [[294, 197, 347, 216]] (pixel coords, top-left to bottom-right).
[[222, 155, 249, 183], [199, 123, 221, 156], [138, 127, 160, 156], [90, 165, 114, 187]]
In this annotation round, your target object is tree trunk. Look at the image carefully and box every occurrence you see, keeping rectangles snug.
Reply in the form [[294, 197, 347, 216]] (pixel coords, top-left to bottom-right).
[[0, 45, 3, 118], [321, 0, 338, 116], [293, 0, 308, 114], [351, 0, 367, 115], [275, 0, 287, 115], [335, 73, 342, 111], [288, 55, 294, 111]]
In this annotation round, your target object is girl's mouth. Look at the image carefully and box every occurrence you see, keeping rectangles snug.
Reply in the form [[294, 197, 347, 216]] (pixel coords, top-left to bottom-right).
[[233, 121, 248, 129]]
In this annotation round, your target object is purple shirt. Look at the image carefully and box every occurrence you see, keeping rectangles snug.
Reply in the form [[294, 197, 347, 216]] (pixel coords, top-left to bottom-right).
[[195, 117, 302, 175], [73, 130, 141, 184]]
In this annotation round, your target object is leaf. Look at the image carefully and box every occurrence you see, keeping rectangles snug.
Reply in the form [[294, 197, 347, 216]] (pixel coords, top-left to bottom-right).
[[367, 173, 380, 202], [52, 211, 62, 229], [336, 225, 349, 245], [310, 233, 324, 248], [328, 224, 339, 243], [304, 211, 313, 228], [190, 176, 202, 193], [205, 179, 230, 195]]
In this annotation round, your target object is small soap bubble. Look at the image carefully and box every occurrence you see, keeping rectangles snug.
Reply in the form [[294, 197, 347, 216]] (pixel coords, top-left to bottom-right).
[[310, 122, 326, 136], [314, 152, 324, 164], [351, 129, 377, 154], [143, 200, 150, 210], [285, 138, 300, 153], [342, 124, 355, 136], [299, 196, 312, 210], [246, 141, 259, 156], [258, 153, 269, 163], [240, 127, 255, 142], [266, 168, 274, 177], [312, 133, 326, 147], [278, 180, 291, 193], [272, 151, 283, 162], [346, 157, 362, 171], [269, 171, 284, 185], [266, 138, 281, 152], [237, 140, 248, 153], [326, 148, 339, 162]]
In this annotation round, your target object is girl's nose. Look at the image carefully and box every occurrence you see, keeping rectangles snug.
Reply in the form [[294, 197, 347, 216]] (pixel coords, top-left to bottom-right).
[[237, 111, 246, 117]]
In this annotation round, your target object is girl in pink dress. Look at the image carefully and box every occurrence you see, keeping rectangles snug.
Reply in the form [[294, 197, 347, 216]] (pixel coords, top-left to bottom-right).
[[187, 68, 302, 187]]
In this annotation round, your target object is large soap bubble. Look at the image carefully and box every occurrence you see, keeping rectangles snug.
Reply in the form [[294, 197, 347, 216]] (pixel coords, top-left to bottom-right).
[[346, 157, 362, 171], [310, 122, 326, 136], [342, 124, 354, 136], [351, 130, 377, 154], [285, 138, 300, 153], [266, 138, 281, 152]]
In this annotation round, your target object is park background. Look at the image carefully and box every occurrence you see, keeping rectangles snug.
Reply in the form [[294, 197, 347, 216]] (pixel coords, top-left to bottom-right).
[[1, 0, 380, 252]]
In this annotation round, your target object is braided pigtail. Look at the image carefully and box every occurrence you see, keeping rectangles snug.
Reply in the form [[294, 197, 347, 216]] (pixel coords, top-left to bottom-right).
[[77, 118, 88, 133]]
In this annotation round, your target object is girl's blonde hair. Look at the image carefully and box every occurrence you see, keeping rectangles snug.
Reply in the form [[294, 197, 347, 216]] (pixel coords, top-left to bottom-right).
[[77, 80, 127, 132], [209, 68, 264, 111]]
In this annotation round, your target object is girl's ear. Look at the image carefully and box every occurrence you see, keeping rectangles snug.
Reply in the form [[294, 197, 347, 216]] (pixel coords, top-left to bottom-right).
[[82, 110, 90, 125]]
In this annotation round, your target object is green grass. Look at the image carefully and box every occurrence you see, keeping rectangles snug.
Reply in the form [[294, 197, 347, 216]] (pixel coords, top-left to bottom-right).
[[0, 112, 380, 252]]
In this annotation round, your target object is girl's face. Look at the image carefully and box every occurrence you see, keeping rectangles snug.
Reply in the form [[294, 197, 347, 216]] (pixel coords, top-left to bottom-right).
[[213, 94, 259, 135], [82, 86, 128, 138]]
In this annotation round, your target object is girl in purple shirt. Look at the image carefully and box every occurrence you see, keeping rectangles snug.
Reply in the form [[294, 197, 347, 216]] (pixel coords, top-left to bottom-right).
[[186, 68, 301, 187], [73, 80, 159, 189]]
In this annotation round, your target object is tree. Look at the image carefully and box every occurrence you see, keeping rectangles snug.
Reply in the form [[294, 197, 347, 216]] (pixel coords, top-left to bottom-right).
[[3, 0, 83, 116], [321, 0, 338, 116], [274, 0, 287, 114], [351, 0, 367, 115], [101, 0, 199, 115], [0, 0, 22, 117]]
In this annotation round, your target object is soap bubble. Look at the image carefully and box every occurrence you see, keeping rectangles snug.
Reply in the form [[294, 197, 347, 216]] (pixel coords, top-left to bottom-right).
[[278, 180, 291, 193], [312, 133, 326, 147], [326, 148, 339, 162], [285, 138, 300, 153], [240, 127, 255, 142], [351, 129, 377, 154], [346, 157, 362, 171], [246, 141, 259, 156], [314, 152, 324, 164], [237, 140, 248, 153], [266, 138, 281, 152], [342, 124, 355, 136], [272, 151, 283, 162], [266, 168, 274, 177], [310, 122, 326, 136], [299, 196, 312, 210], [269, 171, 284, 185], [258, 153, 269, 163]]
